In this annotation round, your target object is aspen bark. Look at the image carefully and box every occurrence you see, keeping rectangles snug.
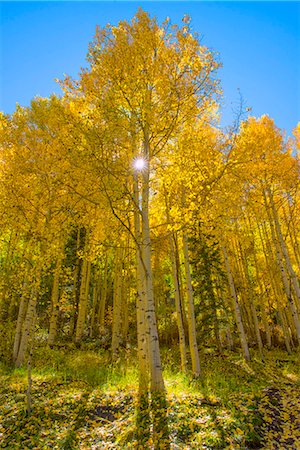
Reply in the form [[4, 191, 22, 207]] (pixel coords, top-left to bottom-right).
[[26, 349, 33, 415], [237, 238, 264, 360], [208, 276, 222, 352], [48, 258, 62, 346], [122, 269, 129, 341], [231, 238, 254, 342], [259, 222, 294, 349], [75, 259, 91, 344], [283, 307, 296, 349], [277, 305, 292, 354], [133, 174, 149, 390], [282, 204, 300, 269], [226, 326, 234, 351], [70, 228, 82, 336], [176, 238, 188, 330], [141, 130, 169, 448], [15, 263, 41, 368], [222, 244, 250, 361], [133, 171, 151, 447], [98, 255, 108, 334], [112, 248, 123, 359], [182, 232, 201, 377], [265, 194, 300, 344], [170, 232, 188, 372], [257, 220, 279, 344], [141, 163, 165, 392], [13, 278, 29, 362], [13, 243, 32, 362], [252, 234, 272, 349], [164, 189, 187, 372], [89, 268, 99, 338], [268, 189, 300, 310], [1, 230, 20, 321]]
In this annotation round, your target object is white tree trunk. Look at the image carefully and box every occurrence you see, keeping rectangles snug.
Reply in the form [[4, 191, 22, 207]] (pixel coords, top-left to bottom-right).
[[13, 278, 29, 362], [264, 193, 300, 344], [15, 263, 41, 368], [75, 259, 91, 344], [222, 244, 250, 361], [170, 232, 188, 372], [134, 174, 149, 390], [48, 258, 62, 346], [112, 247, 123, 359], [141, 164, 165, 392], [182, 232, 201, 377], [268, 189, 300, 309]]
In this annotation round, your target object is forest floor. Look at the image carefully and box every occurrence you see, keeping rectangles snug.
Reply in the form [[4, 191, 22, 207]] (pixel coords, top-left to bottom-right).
[[0, 344, 299, 449]]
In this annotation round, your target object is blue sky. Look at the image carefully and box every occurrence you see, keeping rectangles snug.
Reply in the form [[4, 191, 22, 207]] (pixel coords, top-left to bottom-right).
[[0, 1, 299, 136]]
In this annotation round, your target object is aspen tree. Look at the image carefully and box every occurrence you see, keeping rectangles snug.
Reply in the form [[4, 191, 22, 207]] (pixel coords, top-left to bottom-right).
[[133, 172, 151, 445], [60, 10, 220, 446]]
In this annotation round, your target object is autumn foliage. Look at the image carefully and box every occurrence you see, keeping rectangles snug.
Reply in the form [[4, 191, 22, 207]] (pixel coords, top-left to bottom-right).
[[0, 9, 299, 449]]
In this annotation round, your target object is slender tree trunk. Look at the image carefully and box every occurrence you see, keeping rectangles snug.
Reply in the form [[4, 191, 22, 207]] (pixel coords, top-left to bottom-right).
[[141, 164, 165, 392], [12, 241, 32, 362], [15, 262, 41, 368], [134, 174, 149, 382], [170, 232, 188, 372], [175, 237, 188, 330], [122, 267, 129, 342], [1, 230, 20, 321], [112, 247, 123, 360], [26, 348, 33, 415], [251, 227, 272, 349], [164, 189, 187, 372], [13, 277, 29, 363], [259, 222, 295, 349], [48, 257, 62, 346], [264, 191, 300, 344], [133, 172, 150, 446], [99, 255, 108, 334], [75, 259, 91, 344], [231, 238, 255, 343], [89, 267, 99, 338], [210, 280, 222, 353], [141, 127, 169, 449], [268, 189, 300, 310], [282, 204, 300, 269], [70, 228, 82, 336], [222, 244, 250, 361], [226, 326, 234, 351], [237, 238, 264, 360], [277, 305, 292, 354], [182, 232, 201, 377]]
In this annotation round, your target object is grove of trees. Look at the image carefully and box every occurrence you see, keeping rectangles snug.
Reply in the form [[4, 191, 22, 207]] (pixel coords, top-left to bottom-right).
[[0, 10, 299, 448]]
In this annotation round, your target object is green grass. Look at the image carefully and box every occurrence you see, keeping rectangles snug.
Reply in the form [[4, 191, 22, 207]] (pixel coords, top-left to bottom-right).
[[0, 345, 299, 449]]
